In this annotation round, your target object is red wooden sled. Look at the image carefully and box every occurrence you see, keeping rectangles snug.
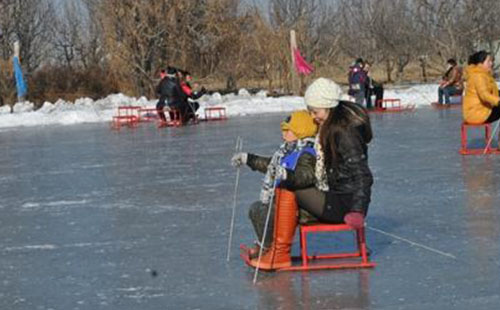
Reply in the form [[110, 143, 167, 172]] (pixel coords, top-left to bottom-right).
[[370, 99, 415, 113], [111, 106, 141, 129], [240, 223, 376, 271], [204, 107, 228, 121]]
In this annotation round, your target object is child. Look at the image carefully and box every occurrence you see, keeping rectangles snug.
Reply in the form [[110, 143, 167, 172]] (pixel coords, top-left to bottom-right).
[[231, 110, 318, 270]]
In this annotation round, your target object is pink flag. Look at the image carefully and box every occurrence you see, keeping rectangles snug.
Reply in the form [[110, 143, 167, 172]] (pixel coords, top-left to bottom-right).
[[293, 48, 314, 75]]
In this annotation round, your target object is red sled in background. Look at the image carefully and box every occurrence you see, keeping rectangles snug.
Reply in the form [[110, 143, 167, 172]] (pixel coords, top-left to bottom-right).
[[370, 99, 415, 113]]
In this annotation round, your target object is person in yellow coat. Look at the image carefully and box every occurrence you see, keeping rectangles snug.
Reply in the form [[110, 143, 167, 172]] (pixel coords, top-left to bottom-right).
[[463, 50, 500, 124]]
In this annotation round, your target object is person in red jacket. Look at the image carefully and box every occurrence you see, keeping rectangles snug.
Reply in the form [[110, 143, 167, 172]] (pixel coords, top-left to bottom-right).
[[178, 70, 206, 123]]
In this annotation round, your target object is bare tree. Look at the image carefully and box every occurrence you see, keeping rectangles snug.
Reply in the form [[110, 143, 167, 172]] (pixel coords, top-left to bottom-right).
[[0, 0, 55, 73], [261, 0, 331, 93], [96, 0, 178, 95], [4, 0, 500, 103], [0, 0, 54, 108], [414, 1, 473, 65], [49, 1, 105, 71], [461, 0, 500, 70]]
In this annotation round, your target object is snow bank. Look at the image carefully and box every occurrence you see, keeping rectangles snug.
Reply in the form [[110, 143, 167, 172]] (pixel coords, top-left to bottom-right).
[[0, 84, 440, 129]]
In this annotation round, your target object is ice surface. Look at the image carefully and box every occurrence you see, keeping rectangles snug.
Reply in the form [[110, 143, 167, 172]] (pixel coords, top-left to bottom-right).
[[0, 109, 500, 309]]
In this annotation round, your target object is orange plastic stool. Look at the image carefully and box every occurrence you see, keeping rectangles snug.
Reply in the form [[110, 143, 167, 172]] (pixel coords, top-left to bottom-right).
[[460, 122, 500, 155], [280, 223, 375, 271]]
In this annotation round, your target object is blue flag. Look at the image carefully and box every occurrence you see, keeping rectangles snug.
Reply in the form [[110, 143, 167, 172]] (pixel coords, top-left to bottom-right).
[[13, 56, 27, 99]]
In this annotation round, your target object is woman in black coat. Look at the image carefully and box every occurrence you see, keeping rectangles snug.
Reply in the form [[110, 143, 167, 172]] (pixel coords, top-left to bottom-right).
[[296, 78, 373, 229]]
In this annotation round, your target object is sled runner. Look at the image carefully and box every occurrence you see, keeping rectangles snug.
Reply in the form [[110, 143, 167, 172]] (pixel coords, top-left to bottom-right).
[[240, 244, 254, 266]]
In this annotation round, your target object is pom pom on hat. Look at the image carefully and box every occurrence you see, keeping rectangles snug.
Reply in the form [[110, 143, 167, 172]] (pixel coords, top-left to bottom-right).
[[281, 110, 318, 139], [304, 78, 352, 108]]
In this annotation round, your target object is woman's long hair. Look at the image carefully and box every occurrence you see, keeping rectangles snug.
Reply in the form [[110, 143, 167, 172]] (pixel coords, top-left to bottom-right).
[[319, 101, 372, 167], [468, 50, 490, 65]]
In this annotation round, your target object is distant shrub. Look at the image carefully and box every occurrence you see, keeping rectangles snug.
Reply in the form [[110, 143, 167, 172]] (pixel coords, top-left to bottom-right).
[[28, 65, 120, 106]]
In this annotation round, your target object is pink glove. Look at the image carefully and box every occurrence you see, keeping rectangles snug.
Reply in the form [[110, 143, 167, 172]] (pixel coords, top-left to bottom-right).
[[344, 212, 365, 229]]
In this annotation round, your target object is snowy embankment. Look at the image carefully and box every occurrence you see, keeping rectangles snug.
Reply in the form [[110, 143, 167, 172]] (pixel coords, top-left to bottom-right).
[[0, 83, 438, 129]]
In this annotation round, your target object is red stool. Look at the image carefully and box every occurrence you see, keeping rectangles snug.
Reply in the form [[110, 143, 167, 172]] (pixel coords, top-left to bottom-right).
[[460, 122, 500, 155], [204, 107, 227, 121], [373, 99, 415, 113], [376, 98, 401, 110], [280, 223, 375, 271], [138, 108, 158, 122], [111, 106, 140, 129], [111, 115, 139, 129], [158, 108, 182, 128]]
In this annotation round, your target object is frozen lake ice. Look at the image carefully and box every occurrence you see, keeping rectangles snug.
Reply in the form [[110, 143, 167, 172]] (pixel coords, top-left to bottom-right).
[[1, 107, 500, 309]]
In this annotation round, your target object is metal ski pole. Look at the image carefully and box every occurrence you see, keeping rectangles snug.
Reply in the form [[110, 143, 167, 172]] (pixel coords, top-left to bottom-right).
[[226, 136, 243, 261], [253, 180, 278, 284], [483, 120, 500, 154]]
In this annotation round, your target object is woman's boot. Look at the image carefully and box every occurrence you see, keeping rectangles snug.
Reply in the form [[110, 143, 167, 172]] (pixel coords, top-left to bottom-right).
[[249, 188, 298, 270]]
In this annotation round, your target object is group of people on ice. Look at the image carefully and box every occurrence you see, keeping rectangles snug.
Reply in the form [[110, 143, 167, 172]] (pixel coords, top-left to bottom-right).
[[156, 66, 207, 127], [230, 48, 500, 271], [232, 78, 373, 270], [346, 51, 500, 126], [437, 50, 500, 124], [347, 58, 384, 109]]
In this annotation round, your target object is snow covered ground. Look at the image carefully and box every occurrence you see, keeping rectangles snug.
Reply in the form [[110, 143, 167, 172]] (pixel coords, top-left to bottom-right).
[[0, 83, 440, 129]]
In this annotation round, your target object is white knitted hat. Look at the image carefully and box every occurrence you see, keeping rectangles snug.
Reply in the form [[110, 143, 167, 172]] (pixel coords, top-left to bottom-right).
[[304, 78, 352, 108]]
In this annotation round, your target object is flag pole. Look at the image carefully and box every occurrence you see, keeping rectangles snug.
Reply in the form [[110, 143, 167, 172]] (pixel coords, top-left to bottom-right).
[[290, 30, 298, 95]]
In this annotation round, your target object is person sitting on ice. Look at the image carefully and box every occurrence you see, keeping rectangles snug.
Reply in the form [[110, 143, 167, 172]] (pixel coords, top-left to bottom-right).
[[463, 51, 500, 125], [348, 58, 368, 106], [296, 78, 373, 234], [438, 58, 463, 105], [231, 110, 318, 270], [364, 61, 384, 109], [178, 70, 206, 123], [156, 66, 183, 126]]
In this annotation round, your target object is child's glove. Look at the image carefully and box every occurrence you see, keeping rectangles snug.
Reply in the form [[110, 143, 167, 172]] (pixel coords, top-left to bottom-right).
[[231, 152, 248, 167], [344, 212, 364, 229]]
